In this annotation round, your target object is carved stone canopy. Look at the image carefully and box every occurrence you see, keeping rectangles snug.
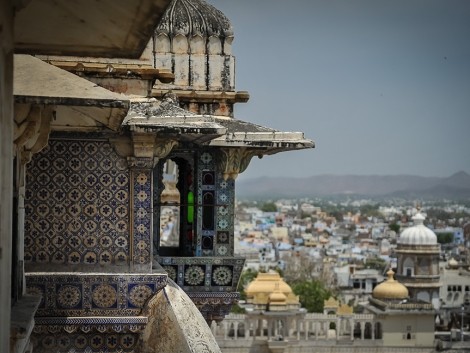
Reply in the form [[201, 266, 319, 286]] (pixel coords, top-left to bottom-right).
[[123, 97, 226, 144]]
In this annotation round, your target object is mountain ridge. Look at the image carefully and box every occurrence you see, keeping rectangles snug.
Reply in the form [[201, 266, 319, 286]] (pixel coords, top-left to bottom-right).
[[236, 171, 470, 200]]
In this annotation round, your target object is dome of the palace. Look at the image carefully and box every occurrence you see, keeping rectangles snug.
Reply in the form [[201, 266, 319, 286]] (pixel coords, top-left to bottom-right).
[[246, 272, 293, 297], [156, 0, 233, 38], [399, 212, 437, 245], [372, 269, 409, 300], [245, 272, 299, 307]]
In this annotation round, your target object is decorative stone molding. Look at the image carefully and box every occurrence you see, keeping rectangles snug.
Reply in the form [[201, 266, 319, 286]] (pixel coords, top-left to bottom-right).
[[216, 148, 259, 180], [110, 135, 178, 166], [127, 157, 155, 170], [132, 132, 157, 159]]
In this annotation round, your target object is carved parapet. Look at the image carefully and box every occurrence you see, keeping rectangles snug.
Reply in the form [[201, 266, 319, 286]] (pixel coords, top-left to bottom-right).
[[216, 148, 260, 180]]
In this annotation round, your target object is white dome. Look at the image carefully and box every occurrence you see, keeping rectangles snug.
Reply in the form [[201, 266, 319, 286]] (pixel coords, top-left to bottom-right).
[[399, 212, 437, 245]]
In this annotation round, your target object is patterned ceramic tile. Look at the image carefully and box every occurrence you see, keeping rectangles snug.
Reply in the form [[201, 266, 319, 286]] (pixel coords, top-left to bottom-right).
[[26, 272, 167, 316], [25, 138, 130, 266]]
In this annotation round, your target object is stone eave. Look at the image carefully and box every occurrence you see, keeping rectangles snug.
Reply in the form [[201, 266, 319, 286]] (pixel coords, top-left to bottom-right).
[[14, 0, 172, 58], [152, 89, 250, 103], [207, 117, 314, 153], [47, 61, 174, 83], [14, 55, 130, 132]]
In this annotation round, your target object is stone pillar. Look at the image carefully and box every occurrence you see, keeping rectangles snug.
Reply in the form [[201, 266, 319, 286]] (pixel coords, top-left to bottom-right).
[[259, 319, 263, 338], [371, 322, 375, 340], [336, 319, 340, 340], [128, 157, 154, 272], [315, 322, 319, 340], [350, 319, 354, 341], [234, 322, 238, 339], [297, 319, 301, 340], [360, 322, 365, 340], [0, 3, 14, 351], [224, 321, 228, 339]]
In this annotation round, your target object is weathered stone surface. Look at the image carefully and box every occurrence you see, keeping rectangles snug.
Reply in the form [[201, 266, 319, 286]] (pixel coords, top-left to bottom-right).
[[142, 279, 221, 353]]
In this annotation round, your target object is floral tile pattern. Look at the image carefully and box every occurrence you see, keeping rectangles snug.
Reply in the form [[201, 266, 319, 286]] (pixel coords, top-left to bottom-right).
[[197, 150, 235, 257], [26, 272, 167, 316], [24, 138, 130, 266]]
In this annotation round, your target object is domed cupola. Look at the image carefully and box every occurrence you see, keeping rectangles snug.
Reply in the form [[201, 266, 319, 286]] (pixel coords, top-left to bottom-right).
[[153, 0, 236, 92], [372, 269, 409, 300], [156, 0, 233, 39], [395, 209, 441, 309], [399, 212, 437, 246]]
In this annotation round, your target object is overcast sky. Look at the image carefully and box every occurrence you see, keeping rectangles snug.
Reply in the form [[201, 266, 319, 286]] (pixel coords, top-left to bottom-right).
[[209, 0, 470, 180]]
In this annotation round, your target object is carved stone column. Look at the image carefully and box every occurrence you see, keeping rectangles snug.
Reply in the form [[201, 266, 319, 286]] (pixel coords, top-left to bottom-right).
[[13, 104, 52, 295]]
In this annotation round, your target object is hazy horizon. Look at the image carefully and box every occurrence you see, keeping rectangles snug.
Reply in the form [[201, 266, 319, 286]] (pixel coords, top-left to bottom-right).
[[210, 0, 470, 180], [239, 170, 470, 180]]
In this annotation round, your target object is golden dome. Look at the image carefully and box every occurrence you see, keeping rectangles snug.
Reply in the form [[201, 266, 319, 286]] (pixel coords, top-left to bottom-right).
[[245, 271, 299, 307], [372, 269, 408, 300], [246, 272, 293, 296]]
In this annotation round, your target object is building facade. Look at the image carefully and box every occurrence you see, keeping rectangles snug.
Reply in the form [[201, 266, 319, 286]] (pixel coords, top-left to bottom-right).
[[395, 211, 441, 309], [3, 0, 314, 352]]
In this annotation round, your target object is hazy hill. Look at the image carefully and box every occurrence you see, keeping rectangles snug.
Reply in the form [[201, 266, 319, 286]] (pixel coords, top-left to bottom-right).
[[236, 171, 470, 200]]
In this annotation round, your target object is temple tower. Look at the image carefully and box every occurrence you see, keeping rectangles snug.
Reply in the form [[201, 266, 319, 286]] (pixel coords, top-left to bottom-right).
[[395, 211, 441, 309]]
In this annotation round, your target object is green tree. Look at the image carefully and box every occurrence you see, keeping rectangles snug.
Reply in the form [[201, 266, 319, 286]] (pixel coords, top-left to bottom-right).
[[260, 202, 277, 212], [389, 223, 400, 233], [437, 232, 453, 244], [231, 269, 259, 314], [292, 280, 331, 313], [364, 256, 387, 271], [237, 269, 258, 300]]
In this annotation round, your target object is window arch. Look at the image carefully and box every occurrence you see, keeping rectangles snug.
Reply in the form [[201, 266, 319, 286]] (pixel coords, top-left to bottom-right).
[[403, 257, 414, 276], [154, 156, 195, 257]]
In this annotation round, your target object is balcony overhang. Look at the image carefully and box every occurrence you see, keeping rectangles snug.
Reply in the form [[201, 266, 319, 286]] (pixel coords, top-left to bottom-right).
[[14, 55, 129, 132], [14, 0, 171, 58], [207, 116, 315, 155]]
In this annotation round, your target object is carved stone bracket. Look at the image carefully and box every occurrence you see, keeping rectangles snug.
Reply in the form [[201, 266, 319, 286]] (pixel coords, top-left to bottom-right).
[[216, 148, 260, 180], [14, 104, 53, 165], [154, 139, 178, 160], [111, 134, 178, 168]]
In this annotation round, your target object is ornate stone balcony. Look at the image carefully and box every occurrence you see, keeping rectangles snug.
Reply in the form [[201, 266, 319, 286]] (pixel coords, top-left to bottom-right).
[[157, 255, 245, 322]]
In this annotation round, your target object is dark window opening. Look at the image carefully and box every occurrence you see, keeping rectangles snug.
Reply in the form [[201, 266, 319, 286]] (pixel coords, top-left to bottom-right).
[[154, 157, 195, 257]]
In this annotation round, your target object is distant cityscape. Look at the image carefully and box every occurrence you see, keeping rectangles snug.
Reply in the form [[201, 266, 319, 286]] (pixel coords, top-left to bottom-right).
[[213, 196, 470, 352]]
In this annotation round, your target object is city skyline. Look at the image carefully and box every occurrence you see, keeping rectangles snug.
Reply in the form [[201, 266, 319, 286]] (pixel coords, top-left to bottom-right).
[[211, 0, 470, 180]]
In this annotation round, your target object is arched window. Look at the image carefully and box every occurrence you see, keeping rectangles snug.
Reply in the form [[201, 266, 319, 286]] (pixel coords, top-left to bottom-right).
[[403, 257, 414, 276], [154, 157, 195, 256]]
